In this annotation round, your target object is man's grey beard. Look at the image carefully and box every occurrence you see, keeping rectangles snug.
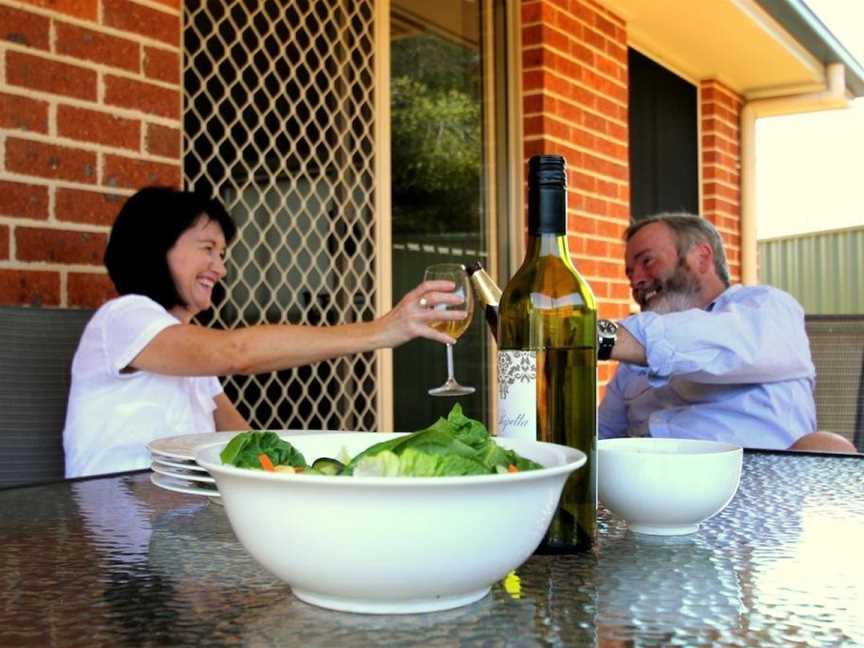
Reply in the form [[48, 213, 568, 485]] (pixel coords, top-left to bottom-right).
[[640, 259, 702, 314], [646, 289, 701, 314]]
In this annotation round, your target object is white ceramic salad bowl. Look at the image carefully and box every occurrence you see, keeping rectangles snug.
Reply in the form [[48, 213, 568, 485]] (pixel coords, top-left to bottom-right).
[[196, 432, 586, 614]]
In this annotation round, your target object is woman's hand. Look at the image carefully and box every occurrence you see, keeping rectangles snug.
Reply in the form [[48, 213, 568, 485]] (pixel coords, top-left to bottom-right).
[[374, 280, 468, 348]]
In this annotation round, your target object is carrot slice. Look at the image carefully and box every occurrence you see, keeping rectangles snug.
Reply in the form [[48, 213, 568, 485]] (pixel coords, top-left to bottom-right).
[[258, 453, 275, 472], [508, 464, 519, 473]]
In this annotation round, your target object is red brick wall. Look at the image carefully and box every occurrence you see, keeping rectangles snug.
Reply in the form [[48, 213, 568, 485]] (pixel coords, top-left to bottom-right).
[[0, 0, 181, 308], [521, 0, 630, 388], [520, 1, 746, 394], [700, 79, 743, 283]]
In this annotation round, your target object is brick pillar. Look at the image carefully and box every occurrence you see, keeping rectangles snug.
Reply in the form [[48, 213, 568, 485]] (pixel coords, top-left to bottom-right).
[[0, 0, 182, 308], [521, 0, 630, 388], [701, 80, 743, 283]]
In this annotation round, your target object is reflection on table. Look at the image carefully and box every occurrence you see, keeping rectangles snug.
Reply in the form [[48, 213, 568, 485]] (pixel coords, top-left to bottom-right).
[[0, 451, 862, 646]]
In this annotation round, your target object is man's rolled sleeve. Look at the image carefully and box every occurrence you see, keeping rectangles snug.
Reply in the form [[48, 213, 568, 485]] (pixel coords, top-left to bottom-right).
[[619, 312, 677, 386]]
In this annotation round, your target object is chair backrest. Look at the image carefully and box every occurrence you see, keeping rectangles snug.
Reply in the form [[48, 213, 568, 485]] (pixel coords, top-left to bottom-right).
[[856, 353, 864, 452], [0, 306, 94, 488], [805, 315, 864, 452]]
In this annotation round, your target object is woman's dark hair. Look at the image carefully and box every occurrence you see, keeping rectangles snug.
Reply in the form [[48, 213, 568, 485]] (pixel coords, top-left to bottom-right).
[[104, 186, 238, 309]]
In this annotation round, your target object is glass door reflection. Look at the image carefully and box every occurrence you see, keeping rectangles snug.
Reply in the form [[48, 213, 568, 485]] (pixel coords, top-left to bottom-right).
[[390, 0, 495, 432]]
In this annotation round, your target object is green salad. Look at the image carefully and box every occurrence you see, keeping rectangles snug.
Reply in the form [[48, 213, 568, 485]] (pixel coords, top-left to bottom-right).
[[220, 404, 543, 477]]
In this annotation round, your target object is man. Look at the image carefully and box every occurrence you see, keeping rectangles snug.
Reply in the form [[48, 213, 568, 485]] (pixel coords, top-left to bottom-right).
[[598, 212, 856, 452]]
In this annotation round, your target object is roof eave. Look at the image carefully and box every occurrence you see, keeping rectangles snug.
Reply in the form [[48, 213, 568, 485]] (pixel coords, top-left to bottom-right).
[[753, 0, 864, 97]]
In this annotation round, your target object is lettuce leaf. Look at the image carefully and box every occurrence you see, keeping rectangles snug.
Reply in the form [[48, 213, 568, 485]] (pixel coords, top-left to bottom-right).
[[351, 446, 490, 477], [353, 450, 402, 477], [220, 405, 543, 477], [219, 431, 306, 470], [342, 404, 542, 476]]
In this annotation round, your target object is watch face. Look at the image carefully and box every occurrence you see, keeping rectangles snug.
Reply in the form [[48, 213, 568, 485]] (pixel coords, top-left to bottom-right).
[[598, 319, 617, 336]]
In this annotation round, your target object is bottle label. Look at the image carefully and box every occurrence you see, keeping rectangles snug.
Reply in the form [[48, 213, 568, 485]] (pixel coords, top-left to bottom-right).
[[496, 351, 537, 440]]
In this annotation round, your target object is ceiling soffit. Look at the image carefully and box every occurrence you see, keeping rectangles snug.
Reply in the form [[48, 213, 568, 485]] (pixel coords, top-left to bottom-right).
[[601, 0, 845, 99]]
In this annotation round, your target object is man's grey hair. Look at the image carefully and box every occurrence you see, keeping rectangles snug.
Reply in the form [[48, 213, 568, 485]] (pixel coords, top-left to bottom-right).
[[624, 212, 731, 287]]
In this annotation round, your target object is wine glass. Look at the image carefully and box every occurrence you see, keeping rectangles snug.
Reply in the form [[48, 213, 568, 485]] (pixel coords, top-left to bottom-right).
[[424, 263, 476, 397]]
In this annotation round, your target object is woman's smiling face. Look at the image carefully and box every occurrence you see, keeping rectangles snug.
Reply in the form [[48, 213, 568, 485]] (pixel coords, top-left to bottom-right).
[[166, 214, 227, 323]]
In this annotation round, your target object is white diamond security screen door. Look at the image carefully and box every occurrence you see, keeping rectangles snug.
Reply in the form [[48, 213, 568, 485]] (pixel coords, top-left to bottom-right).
[[183, 0, 381, 431]]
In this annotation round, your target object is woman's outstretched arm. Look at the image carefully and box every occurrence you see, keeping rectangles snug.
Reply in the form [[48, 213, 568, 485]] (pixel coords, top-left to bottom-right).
[[129, 280, 466, 377]]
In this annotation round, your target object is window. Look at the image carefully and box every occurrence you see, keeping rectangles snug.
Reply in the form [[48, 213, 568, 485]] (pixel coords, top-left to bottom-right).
[[628, 49, 699, 220]]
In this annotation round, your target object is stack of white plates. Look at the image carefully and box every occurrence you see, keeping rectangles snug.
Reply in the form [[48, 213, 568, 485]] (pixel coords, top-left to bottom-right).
[[147, 430, 329, 498], [148, 432, 240, 498]]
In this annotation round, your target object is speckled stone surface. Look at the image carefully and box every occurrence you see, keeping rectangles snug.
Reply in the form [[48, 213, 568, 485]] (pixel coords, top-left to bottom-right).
[[1, 452, 862, 647]]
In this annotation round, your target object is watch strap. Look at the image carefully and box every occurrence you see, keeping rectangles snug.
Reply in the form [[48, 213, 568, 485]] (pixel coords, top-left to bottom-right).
[[597, 319, 617, 361]]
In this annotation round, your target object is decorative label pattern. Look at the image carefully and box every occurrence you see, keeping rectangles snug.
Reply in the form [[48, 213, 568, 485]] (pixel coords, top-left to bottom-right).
[[497, 350, 537, 440], [497, 350, 536, 399]]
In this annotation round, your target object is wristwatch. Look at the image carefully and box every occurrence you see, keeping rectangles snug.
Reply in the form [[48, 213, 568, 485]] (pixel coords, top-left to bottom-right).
[[597, 319, 618, 361]]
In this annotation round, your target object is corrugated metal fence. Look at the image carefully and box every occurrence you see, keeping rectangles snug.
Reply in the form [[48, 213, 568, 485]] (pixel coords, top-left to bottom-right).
[[758, 226, 864, 314]]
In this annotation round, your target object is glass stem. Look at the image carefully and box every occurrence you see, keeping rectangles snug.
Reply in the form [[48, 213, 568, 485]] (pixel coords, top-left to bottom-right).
[[445, 343, 456, 382]]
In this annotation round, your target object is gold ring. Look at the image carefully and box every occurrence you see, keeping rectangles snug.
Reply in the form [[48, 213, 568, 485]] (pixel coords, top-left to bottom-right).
[[419, 297, 428, 308]]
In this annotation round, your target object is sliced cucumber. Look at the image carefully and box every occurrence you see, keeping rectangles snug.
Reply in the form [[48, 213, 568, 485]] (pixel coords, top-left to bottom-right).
[[310, 457, 345, 476]]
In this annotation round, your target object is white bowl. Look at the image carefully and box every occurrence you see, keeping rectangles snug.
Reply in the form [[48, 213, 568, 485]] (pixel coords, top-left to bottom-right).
[[196, 432, 586, 614], [598, 438, 742, 536]]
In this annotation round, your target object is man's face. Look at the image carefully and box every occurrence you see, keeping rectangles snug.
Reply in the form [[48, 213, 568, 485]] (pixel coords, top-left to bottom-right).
[[624, 222, 703, 314]]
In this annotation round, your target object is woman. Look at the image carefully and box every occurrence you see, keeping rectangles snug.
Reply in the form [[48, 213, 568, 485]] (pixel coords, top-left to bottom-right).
[[63, 187, 465, 478]]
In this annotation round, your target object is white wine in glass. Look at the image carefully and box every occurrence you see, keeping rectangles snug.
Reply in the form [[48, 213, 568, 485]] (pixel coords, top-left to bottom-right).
[[424, 263, 475, 396]]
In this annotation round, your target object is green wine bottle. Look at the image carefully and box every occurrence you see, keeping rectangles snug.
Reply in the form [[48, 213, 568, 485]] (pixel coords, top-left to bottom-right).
[[497, 154, 597, 553]]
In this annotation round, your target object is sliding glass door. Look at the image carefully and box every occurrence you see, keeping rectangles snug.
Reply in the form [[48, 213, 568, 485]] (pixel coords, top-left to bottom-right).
[[390, 0, 503, 431]]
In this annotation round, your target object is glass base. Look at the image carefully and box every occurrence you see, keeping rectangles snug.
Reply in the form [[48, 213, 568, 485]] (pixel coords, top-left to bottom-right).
[[428, 379, 475, 397]]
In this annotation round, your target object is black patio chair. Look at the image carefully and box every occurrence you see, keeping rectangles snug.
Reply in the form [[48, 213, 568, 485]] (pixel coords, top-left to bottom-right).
[[0, 306, 93, 488], [805, 315, 864, 452], [855, 353, 864, 452]]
